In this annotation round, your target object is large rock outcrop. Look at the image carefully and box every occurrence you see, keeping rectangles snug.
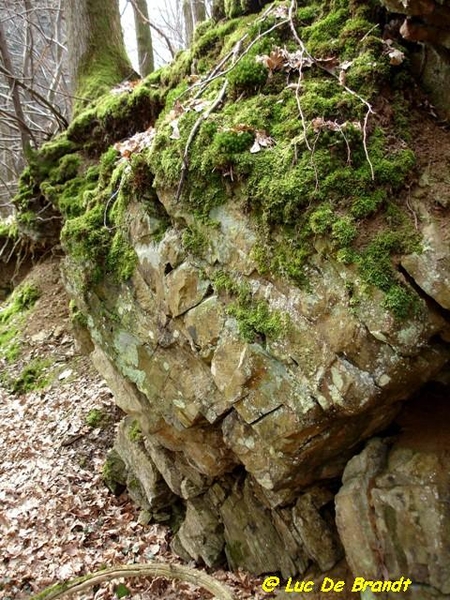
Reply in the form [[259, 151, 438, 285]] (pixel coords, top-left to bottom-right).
[[14, 0, 450, 581], [65, 178, 450, 574]]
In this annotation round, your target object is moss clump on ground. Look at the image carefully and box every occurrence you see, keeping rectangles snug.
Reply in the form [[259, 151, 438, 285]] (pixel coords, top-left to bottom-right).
[[0, 325, 21, 364], [86, 408, 109, 428], [0, 283, 42, 369], [0, 283, 40, 324], [9, 358, 51, 395]]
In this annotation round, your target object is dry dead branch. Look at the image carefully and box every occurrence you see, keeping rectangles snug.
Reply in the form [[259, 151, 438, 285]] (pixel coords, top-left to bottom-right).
[[30, 562, 235, 600]]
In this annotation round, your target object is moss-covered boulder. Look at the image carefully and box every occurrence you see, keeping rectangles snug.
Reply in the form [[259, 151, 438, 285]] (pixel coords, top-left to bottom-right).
[[12, 0, 450, 579]]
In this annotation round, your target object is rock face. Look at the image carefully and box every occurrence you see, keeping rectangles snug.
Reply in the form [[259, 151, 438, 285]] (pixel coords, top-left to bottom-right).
[[380, 0, 450, 119], [335, 385, 450, 599], [18, 0, 450, 580], [63, 185, 450, 573]]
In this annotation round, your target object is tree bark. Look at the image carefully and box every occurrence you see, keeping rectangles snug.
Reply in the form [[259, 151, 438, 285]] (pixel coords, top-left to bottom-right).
[[183, 0, 195, 45], [131, 0, 154, 77], [192, 0, 206, 24], [64, 0, 135, 111]]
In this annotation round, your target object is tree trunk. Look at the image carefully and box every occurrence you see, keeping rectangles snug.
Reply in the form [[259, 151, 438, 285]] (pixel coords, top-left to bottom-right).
[[192, 0, 206, 24], [65, 0, 135, 112], [131, 0, 154, 77], [183, 0, 195, 46]]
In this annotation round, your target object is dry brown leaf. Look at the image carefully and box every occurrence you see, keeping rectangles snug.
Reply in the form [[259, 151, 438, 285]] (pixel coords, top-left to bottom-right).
[[250, 130, 275, 153]]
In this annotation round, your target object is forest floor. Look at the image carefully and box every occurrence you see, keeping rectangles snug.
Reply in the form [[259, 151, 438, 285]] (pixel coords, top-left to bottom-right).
[[0, 257, 355, 600], [0, 257, 268, 600]]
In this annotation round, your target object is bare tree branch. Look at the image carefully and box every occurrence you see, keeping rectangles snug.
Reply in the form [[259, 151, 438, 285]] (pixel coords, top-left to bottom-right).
[[0, 17, 33, 155], [0, 63, 68, 129], [30, 563, 234, 600]]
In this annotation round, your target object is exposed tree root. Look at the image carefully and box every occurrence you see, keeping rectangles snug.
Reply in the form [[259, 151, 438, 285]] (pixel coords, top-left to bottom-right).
[[31, 562, 235, 600]]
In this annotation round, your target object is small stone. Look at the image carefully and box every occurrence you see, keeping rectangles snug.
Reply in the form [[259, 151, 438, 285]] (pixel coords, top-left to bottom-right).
[[58, 368, 73, 380], [31, 331, 48, 343]]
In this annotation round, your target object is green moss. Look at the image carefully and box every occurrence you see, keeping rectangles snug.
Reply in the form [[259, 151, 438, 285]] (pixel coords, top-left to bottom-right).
[[182, 226, 208, 255], [297, 4, 320, 24], [193, 18, 239, 58], [0, 325, 18, 348], [0, 324, 21, 363], [69, 300, 88, 329], [212, 270, 286, 342], [99, 147, 120, 182], [355, 228, 421, 318], [61, 202, 109, 265], [331, 216, 357, 248], [228, 299, 286, 342], [300, 77, 360, 120], [86, 408, 108, 428], [0, 283, 40, 324], [103, 449, 127, 495], [351, 189, 386, 219], [35, 136, 76, 167], [227, 56, 268, 94], [309, 204, 334, 234], [49, 154, 81, 184], [0, 218, 18, 240], [207, 128, 255, 173], [106, 231, 138, 282], [10, 358, 51, 394], [383, 284, 418, 319], [226, 540, 245, 564], [339, 17, 380, 57], [301, 7, 349, 56], [4, 341, 21, 363], [253, 232, 309, 286], [373, 149, 416, 188], [115, 583, 131, 599], [345, 51, 390, 97], [67, 83, 163, 153], [128, 419, 143, 442]]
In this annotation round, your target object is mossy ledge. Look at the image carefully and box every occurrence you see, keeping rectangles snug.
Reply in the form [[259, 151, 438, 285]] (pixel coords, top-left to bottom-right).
[[13, 0, 423, 317]]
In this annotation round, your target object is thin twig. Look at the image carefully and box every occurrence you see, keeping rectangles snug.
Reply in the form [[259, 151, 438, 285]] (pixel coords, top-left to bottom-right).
[[288, 0, 375, 179], [180, 9, 288, 101], [104, 188, 120, 230], [176, 78, 228, 202], [0, 63, 68, 129]]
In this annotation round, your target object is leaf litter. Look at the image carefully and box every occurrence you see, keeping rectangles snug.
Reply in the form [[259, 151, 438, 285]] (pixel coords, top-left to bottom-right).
[[0, 258, 267, 600]]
